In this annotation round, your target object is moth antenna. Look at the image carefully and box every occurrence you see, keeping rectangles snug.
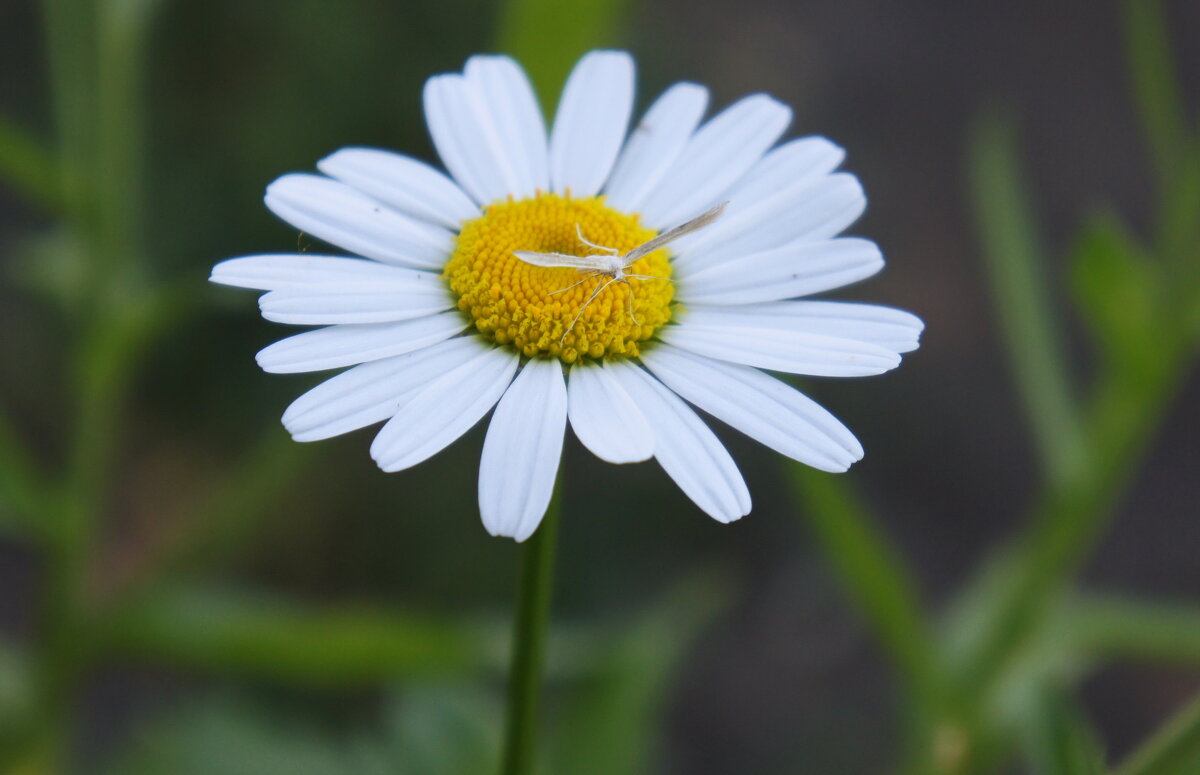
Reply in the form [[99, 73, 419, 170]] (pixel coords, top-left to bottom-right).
[[547, 271, 602, 296], [623, 273, 673, 283], [560, 276, 619, 345], [575, 223, 619, 255]]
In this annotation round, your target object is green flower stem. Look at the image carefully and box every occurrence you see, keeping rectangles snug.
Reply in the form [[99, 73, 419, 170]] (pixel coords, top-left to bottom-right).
[[501, 487, 562, 775], [1114, 691, 1200, 775]]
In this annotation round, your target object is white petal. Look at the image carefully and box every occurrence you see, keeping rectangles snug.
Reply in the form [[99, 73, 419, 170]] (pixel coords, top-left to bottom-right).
[[283, 337, 485, 441], [265, 174, 452, 270], [479, 359, 568, 542], [640, 344, 862, 472], [675, 238, 884, 305], [258, 280, 455, 325], [673, 174, 866, 272], [724, 136, 845, 206], [463, 55, 549, 198], [255, 311, 468, 374], [661, 318, 901, 377], [424, 74, 518, 205], [677, 301, 924, 353], [370, 346, 518, 472], [210, 254, 425, 291], [548, 51, 635, 197], [566, 362, 654, 463], [603, 82, 708, 213], [317, 148, 480, 229], [636, 94, 792, 230], [608, 361, 749, 522]]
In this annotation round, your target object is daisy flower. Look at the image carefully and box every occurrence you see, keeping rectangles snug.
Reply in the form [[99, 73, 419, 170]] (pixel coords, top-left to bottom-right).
[[211, 50, 923, 542]]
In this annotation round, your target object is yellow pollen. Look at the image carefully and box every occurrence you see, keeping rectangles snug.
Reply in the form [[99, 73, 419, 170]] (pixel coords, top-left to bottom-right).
[[444, 193, 674, 363]]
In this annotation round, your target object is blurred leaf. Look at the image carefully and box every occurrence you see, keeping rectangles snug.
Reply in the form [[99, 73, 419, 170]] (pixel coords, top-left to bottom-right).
[[495, 0, 632, 109], [104, 586, 494, 686], [550, 571, 731, 775], [1069, 213, 1160, 369], [117, 433, 316, 597], [360, 685, 501, 775], [1122, 0, 1189, 189], [0, 410, 47, 538], [1066, 596, 1200, 665], [789, 466, 941, 712], [0, 118, 60, 211], [1019, 684, 1106, 775], [10, 229, 93, 315], [1156, 141, 1200, 266], [106, 696, 356, 775], [107, 685, 502, 775], [1115, 691, 1200, 775], [969, 113, 1084, 485], [0, 641, 32, 734]]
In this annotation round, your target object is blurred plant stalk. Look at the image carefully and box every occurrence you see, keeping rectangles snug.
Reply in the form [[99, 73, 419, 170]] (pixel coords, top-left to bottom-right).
[[0, 0, 321, 770], [788, 2, 1200, 774]]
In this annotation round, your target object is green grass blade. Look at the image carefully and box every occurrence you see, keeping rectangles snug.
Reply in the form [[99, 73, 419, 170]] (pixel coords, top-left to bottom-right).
[[1115, 692, 1200, 775], [789, 466, 941, 709], [1122, 0, 1189, 190], [1067, 597, 1200, 665], [1019, 684, 1107, 775], [104, 586, 492, 686], [968, 113, 1084, 486]]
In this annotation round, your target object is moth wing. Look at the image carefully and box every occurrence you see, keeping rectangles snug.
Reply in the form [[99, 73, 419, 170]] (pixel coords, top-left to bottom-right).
[[512, 251, 607, 270], [623, 201, 729, 265]]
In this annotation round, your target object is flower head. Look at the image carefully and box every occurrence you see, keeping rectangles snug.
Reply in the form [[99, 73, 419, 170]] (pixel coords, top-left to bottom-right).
[[211, 51, 923, 541]]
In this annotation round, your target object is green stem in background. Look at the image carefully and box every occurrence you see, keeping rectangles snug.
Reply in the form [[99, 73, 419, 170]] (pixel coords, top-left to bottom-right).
[[968, 114, 1084, 488], [501, 488, 562, 775], [94, 0, 159, 283], [0, 409, 46, 536], [789, 465, 950, 774], [41, 0, 97, 232], [1115, 691, 1200, 775], [952, 334, 1184, 705], [495, 0, 632, 108], [1068, 597, 1200, 665], [0, 119, 62, 212], [1121, 0, 1187, 197], [789, 468, 940, 707]]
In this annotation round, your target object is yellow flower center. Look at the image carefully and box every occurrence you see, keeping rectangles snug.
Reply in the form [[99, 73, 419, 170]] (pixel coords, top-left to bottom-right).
[[444, 194, 674, 363]]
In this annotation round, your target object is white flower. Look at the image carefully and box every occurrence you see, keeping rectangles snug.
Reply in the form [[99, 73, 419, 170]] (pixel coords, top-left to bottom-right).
[[211, 51, 923, 542]]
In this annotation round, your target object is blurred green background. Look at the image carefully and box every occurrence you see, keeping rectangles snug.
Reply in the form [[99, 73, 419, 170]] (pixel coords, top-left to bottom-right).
[[1, 0, 1199, 773]]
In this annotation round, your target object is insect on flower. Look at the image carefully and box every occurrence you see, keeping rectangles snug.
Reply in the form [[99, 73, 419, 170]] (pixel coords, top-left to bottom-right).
[[211, 50, 925, 541], [513, 201, 729, 341]]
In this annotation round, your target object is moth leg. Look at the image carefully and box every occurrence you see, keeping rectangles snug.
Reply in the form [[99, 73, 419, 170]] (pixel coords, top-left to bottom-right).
[[548, 270, 602, 296], [561, 276, 619, 345], [623, 279, 641, 326], [575, 224, 619, 255]]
